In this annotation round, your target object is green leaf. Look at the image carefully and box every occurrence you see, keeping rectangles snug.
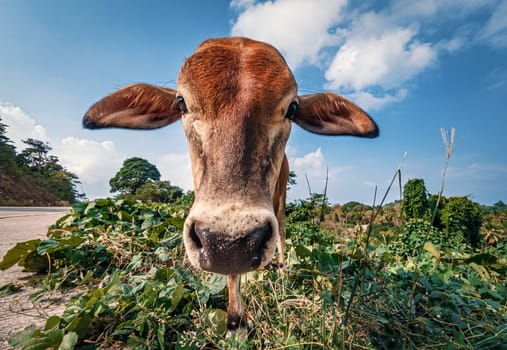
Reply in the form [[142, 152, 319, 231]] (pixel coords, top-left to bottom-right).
[[65, 315, 90, 339], [157, 323, 166, 349], [36, 239, 60, 254], [469, 262, 490, 280], [0, 239, 41, 270], [0, 282, 21, 297], [295, 244, 312, 259], [118, 210, 132, 221], [43, 328, 64, 347], [203, 274, 227, 295], [154, 247, 170, 262], [22, 253, 49, 272], [203, 309, 227, 335], [44, 316, 61, 331], [171, 283, 185, 309], [37, 236, 85, 255], [166, 217, 184, 231], [95, 198, 112, 207], [58, 332, 78, 350], [7, 324, 39, 347], [154, 268, 175, 282]]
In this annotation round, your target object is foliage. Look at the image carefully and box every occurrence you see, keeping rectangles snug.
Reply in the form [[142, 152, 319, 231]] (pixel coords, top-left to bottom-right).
[[110, 157, 161, 195], [1, 198, 505, 349], [0, 118, 17, 169], [17, 138, 52, 173], [287, 170, 297, 190], [427, 193, 447, 230], [341, 201, 372, 225], [402, 178, 429, 220], [286, 192, 331, 224], [442, 196, 484, 247], [389, 219, 465, 258], [481, 205, 507, 246], [0, 117, 83, 205], [127, 180, 184, 203]]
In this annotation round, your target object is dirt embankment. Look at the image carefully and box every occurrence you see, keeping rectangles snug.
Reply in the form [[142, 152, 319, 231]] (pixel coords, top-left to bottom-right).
[[0, 171, 70, 206], [0, 208, 70, 349]]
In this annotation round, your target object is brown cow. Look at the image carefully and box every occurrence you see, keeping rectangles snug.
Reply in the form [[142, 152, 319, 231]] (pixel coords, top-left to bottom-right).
[[83, 37, 378, 331]]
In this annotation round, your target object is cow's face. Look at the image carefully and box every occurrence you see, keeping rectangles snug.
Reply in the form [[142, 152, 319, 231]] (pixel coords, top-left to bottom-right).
[[82, 37, 378, 277], [177, 38, 297, 274]]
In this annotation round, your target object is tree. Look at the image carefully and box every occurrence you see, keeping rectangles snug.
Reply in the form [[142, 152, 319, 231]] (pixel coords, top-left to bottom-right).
[[17, 138, 51, 173], [441, 196, 483, 247], [287, 170, 297, 190], [0, 117, 17, 169], [110, 157, 161, 194], [402, 179, 429, 220], [135, 180, 184, 203]]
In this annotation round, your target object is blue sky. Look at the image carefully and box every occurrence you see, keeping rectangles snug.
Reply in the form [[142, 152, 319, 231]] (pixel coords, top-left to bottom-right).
[[0, 0, 506, 205]]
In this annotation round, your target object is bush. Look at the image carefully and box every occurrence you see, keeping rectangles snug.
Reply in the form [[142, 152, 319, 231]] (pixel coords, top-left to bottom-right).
[[441, 196, 483, 247], [402, 179, 429, 220], [389, 219, 443, 258], [134, 180, 184, 203]]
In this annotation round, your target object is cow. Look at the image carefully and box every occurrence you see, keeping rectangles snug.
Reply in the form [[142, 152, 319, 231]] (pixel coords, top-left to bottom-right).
[[83, 37, 378, 331]]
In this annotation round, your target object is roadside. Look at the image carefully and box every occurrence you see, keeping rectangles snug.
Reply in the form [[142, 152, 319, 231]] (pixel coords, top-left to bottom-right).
[[0, 207, 70, 349]]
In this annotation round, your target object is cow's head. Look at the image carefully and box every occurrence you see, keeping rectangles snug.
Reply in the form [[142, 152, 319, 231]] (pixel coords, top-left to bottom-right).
[[83, 37, 378, 276]]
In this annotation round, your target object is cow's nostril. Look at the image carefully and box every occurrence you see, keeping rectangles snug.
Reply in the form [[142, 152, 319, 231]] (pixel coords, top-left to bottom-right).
[[190, 223, 203, 249], [250, 223, 272, 269]]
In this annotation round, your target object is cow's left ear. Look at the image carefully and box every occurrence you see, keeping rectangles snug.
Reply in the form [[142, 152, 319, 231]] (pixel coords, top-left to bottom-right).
[[293, 92, 379, 138], [83, 84, 181, 130]]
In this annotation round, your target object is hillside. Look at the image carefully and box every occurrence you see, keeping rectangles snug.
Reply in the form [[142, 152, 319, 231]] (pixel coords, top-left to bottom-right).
[[0, 117, 82, 206], [0, 170, 68, 206]]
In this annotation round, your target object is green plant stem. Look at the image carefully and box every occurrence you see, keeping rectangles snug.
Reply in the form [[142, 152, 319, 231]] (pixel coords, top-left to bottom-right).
[[342, 152, 406, 327]]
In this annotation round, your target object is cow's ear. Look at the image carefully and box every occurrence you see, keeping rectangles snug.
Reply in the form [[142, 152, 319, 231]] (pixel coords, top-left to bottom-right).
[[293, 93, 378, 137], [83, 84, 181, 130]]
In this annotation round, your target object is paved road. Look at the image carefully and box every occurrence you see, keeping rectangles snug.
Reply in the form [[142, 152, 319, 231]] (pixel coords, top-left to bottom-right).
[[0, 207, 71, 349], [0, 207, 70, 258]]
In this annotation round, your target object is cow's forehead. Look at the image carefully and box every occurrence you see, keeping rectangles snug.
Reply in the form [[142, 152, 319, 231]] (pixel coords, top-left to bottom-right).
[[177, 37, 297, 117]]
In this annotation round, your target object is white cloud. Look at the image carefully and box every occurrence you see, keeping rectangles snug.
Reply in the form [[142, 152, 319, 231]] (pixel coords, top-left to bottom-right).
[[347, 89, 408, 111], [288, 147, 353, 198], [0, 103, 49, 150], [157, 152, 193, 190], [56, 137, 122, 199], [231, 0, 346, 68], [58, 137, 120, 184], [480, 0, 507, 48], [325, 17, 436, 91], [484, 66, 507, 90], [291, 147, 325, 176]]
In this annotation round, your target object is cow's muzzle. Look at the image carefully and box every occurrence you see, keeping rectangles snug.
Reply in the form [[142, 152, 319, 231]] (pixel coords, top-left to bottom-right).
[[187, 222, 273, 275]]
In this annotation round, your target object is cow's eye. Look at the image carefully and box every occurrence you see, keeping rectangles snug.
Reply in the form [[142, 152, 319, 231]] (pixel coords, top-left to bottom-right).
[[177, 96, 188, 114], [285, 101, 298, 120]]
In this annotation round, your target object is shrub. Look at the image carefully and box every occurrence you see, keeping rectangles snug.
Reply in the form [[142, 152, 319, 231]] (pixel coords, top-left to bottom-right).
[[441, 196, 483, 247], [402, 178, 429, 220]]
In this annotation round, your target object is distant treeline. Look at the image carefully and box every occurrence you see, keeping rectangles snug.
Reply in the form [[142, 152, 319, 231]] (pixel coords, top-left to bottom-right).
[[0, 116, 84, 206]]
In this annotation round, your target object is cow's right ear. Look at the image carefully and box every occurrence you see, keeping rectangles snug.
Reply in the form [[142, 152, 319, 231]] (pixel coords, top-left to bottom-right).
[[293, 92, 378, 138], [83, 84, 181, 130]]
